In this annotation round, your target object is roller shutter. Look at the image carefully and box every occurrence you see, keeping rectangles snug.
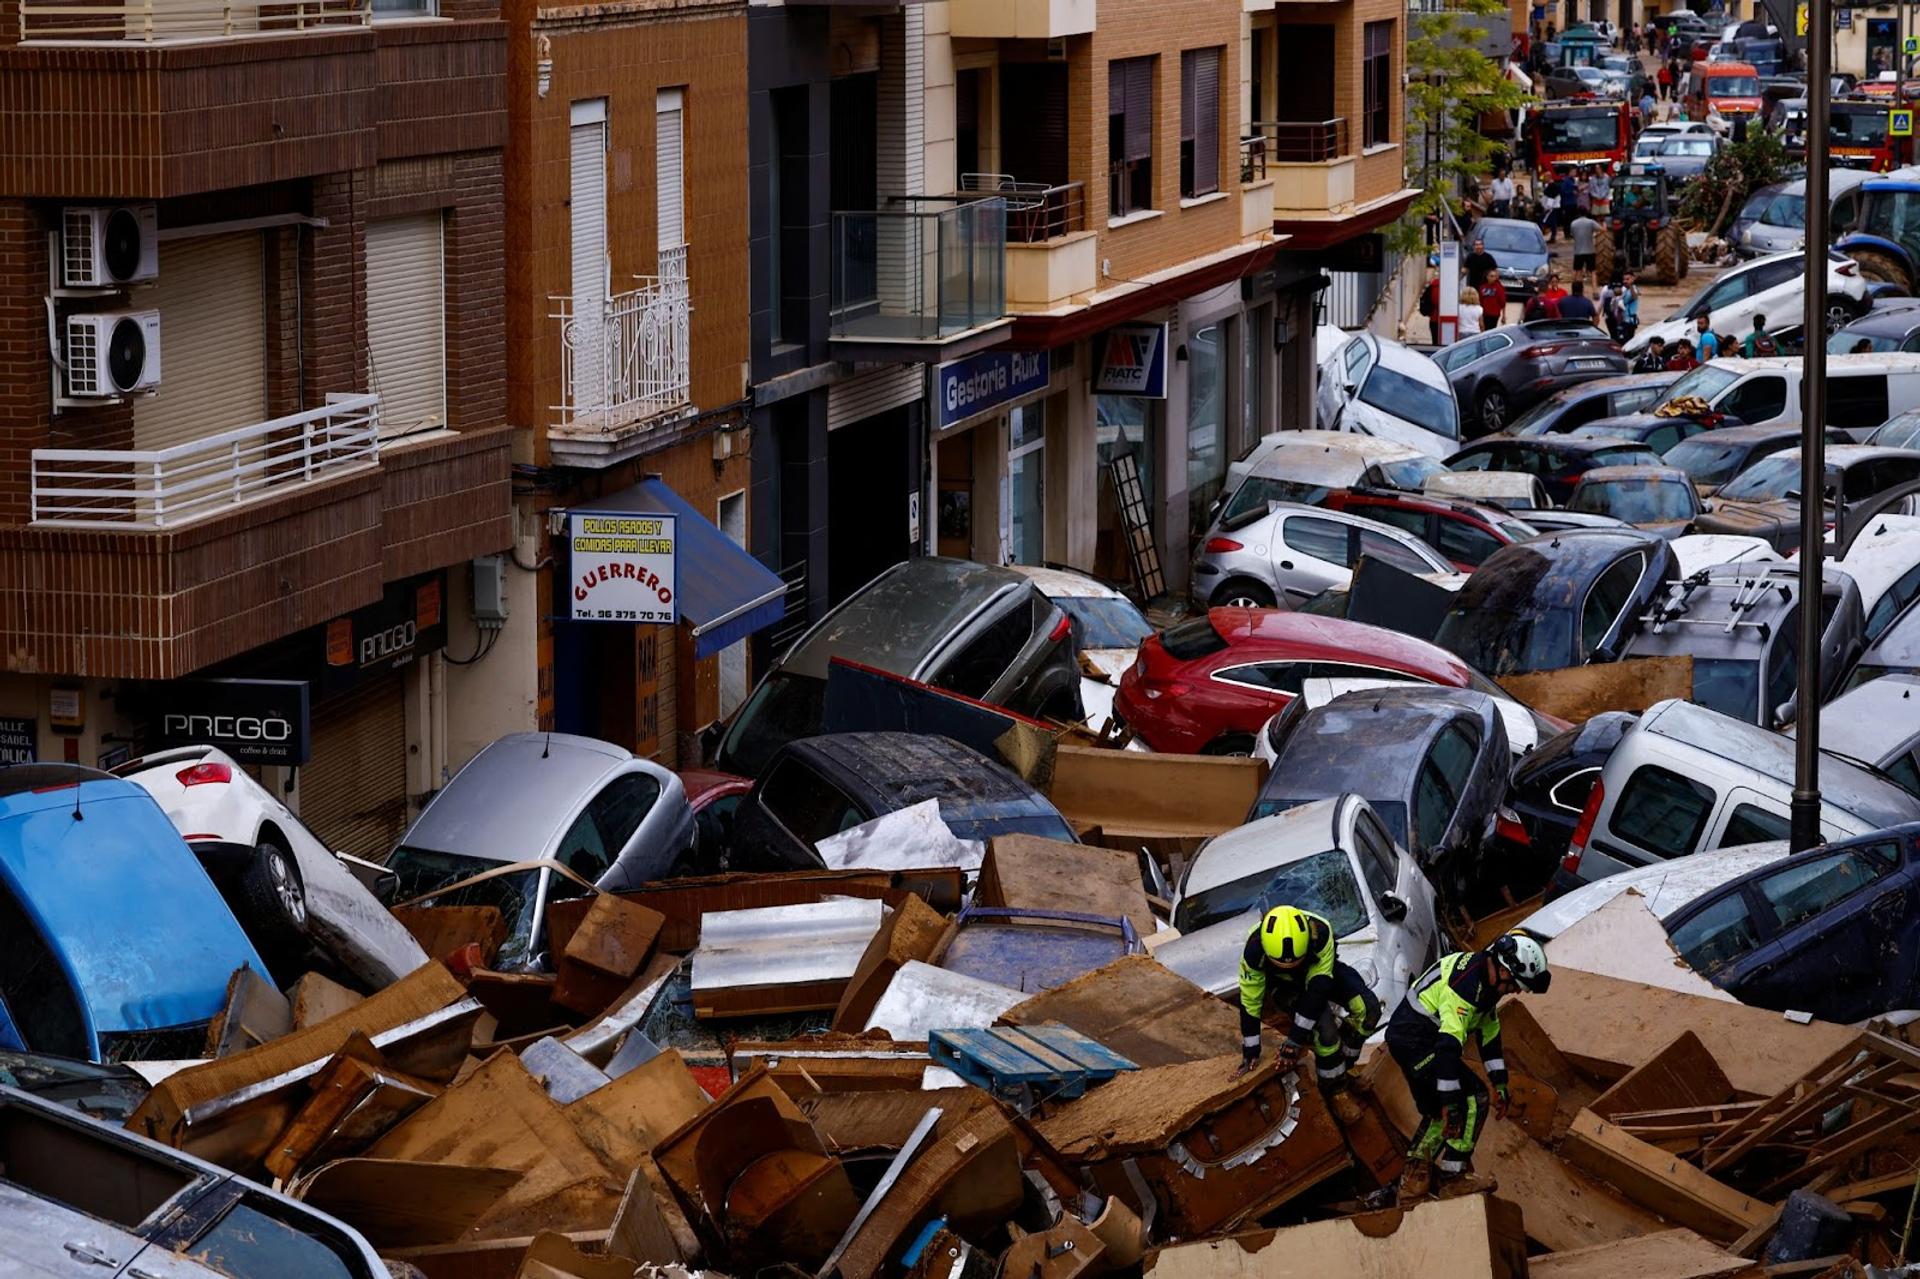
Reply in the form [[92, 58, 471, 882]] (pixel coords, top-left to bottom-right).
[[827, 365, 923, 430], [131, 232, 266, 451], [299, 671, 409, 861], [656, 90, 685, 252], [366, 213, 446, 437], [571, 111, 610, 416]]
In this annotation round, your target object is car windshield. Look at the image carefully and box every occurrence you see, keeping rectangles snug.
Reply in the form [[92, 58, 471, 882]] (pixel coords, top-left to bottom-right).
[[1571, 478, 1695, 521], [1661, 364, 1740, 405], [1480, 224, 1544, 253], [717, 671, 827, 778], [1720, 454, 1840, 501], [1829, 329, 1905, 354], [1221, 477, 1332, 525], [1761, 193, 1805, 228], [1664, 435, 1754, 485], [1374, 455, 1449, 491], [1173, 847, 1372, 936], [1870, 414, 1920, 448], [387, 847, 545, 967], [1691, 656, 1760, 719], [1738, 190, 1776, 220], [1663, 138, 1715, 156], [1541, 112, 1623, 152], [1833, 111, 1890, 145], [1360, 365, 1459, 439], [1059, 595, 1153, 649]]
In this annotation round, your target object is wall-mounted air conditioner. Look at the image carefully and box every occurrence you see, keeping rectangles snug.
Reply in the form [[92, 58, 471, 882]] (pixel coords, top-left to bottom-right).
[[62, 205, 160, 288], [65, 311, 161, 397]]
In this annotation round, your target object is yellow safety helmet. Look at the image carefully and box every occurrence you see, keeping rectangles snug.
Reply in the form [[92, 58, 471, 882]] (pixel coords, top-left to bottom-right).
[[1259, 906, 1312, 967]]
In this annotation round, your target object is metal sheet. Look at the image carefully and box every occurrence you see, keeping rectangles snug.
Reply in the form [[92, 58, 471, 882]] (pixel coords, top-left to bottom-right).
[[690, 899, 885, 994], [864, 961, 1024, 1041]]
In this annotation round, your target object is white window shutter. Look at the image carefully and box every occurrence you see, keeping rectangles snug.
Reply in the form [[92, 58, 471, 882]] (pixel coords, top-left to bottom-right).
[[131, 232, 266, 451], [365, 213, 446, 437], [571, 111, 610, 415], [657, 88, 686, 253]]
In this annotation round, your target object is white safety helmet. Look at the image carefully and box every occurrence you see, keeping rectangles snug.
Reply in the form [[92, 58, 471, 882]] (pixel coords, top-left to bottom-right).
[[1490, 932, 1551, 993]]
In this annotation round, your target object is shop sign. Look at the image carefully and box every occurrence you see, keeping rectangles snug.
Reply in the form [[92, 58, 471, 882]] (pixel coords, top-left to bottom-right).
[[1091, 323, 1168, 398], [323, 573, 447, 681], [0, 717, 35, 764], [935, 349, 1050, 429], [154, 679, 311, 765], [568, 511, 678, 624]]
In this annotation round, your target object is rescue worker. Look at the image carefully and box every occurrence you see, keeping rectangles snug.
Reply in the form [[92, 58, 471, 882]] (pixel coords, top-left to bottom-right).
[[1387, 932, 1552, 1200], [1236, 905, 1381, 1126]]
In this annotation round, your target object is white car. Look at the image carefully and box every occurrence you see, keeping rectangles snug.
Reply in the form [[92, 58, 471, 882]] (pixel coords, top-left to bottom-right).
[[1625, 250, 1871, 355], [1520, 841, 1790, 940], [1189, 500, 1455, 610], [1836, 517, 1920, 643], [1154, 795, 1439, 1014], [1670, 532, 1781, 577], [1009, 564, 1155, 743], [1315, 333, 1464, 459], [1220, 431, 1446, 525], [116, 746, 428, 988], [1253, 675, 1550, 763]]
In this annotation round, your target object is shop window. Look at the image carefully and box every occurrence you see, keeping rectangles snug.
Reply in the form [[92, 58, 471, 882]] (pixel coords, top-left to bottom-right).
[[1009, 401, 1046, 565], [1109, 57, 1156, 217], [1180, 48, 1222, 199], [1363, 21, 1393, 148]]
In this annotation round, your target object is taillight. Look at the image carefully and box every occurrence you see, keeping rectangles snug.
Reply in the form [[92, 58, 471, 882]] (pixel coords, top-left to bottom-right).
[[177, 762, 233, 788], [1525, 343, 1568, 360], [1049, 613, 1073, 644], [1495, 809, 1531, 847], [1204, 537, 1244, 553], [1563, 778, 1605, 873], [1143, 680, 1192, 701], [1837, 262, 1859, 277]]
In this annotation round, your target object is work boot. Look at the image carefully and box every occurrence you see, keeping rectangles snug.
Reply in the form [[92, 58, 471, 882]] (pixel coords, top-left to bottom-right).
[[1326, 1088, 1366, 1126], [1396, 1159, 1432, 1204], [1434, 1170, 1497, 1200]]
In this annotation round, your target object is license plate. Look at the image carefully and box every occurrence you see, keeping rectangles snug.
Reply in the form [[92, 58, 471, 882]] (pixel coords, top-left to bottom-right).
[[1569, 358, 1609, 370]]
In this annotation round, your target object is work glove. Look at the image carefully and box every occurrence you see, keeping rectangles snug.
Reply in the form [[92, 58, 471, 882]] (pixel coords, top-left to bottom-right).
[[1235, 1043, 1261, 1076], [1443, 1101, 1467, 1140], [1493, 1085, 1510, 1121]]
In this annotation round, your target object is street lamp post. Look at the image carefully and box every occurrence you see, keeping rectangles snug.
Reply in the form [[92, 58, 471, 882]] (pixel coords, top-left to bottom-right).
[[1793, 0, 1831, 853]]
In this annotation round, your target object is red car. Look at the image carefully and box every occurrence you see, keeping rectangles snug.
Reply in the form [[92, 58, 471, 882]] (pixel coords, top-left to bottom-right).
[[1115, 609, 1496, 755], [678, 768, 753, 869], [1318, 490, 1537, 571]]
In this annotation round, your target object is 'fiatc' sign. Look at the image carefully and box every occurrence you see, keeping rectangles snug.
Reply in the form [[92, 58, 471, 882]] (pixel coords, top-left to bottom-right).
[[569, 511, 678, 624]]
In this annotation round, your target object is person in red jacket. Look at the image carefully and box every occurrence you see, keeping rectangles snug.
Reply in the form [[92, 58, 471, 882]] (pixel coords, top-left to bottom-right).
[[1478, 268, 1508, 329]]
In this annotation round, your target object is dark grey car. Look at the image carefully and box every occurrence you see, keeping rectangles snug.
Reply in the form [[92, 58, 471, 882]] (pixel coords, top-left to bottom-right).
[[1662, 424, 1853, 496], [1433, 528, 1681, 674], [1697, 445, 1920, 552], [1468, 217, 1552, 298], [1505, 372, 1681, 437], [1653, 133, 1721, 183], [1251, 686, 1510, 904], [1432, 319, 1630, 436], [715, 557, 1082, 778]]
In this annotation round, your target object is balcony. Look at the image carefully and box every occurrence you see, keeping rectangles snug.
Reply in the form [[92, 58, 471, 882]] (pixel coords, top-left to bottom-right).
[[31, 394, 380, 529], [549, 245, 692, 468], [1248, 118, 1359, 216], [14, 0, 373, 42], [948, 0, 1093, 38], [829, 197, 1012, 363], [957, 176, 1097, 315]]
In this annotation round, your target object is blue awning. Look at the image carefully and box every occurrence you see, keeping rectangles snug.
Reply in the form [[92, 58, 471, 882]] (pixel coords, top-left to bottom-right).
[[576, 478, 785, 658]]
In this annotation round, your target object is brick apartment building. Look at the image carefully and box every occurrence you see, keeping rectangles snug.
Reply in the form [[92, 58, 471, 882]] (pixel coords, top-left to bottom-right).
[[0, 0, 515, 856]]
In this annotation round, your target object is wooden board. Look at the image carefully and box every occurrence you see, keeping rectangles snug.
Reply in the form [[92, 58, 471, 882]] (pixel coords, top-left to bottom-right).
[[1140, 1195, 1528, 1279], [204, 966, 292, 1059], [831, 894, 950, 1033], [976, 834, 1155, 940], [560, 1049, 709, 1177], [1560, 1109, 1775, 1243], [1546, 892, 1735, 1001], [801, 1088, 981, 1154], [394, 905, 510, 967], [290, 1158, 524, 1247], [601, 869, 966, 953], [288, 972, 363, 1030], [1000, 954, 1273, 1068], [1592, 1031, 1736, 1122], [386, 1230, 610, 1279], [515, 1229, 641, 1279], [1518, 968, 1859, 1098], [609, 1157, 701, 1266], [1045, 745, 1265, 841], [552, 894, 666, 1016], [1530, 1228, 1763, 1279], [1497, 655, 1693, 721], [1032, 1053, 1284, 1159]]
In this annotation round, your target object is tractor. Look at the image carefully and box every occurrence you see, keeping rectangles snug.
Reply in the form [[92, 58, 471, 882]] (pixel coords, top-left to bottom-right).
[[1837, 170, 1920, 294], [1593, 164, 1689, 286]]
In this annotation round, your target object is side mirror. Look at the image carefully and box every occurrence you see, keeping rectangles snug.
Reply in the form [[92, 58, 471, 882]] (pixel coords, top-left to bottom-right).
[[1379, 891, 1410, 923], [1591, 642, 1620, 663]]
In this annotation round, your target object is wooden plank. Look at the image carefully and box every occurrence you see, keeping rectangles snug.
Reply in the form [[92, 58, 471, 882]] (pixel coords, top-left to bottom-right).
[[608, 1156, 701, 1266], [603, 868, 965, 954], [1593, 1031, 1736, 1121], [204, 966, 293, 1059], [1139, 1195, 1528, 1279], [1703, 1035, 1872, 1172], [976, 834, 1155, 940], [1045, 745, 1265, 841], [1828, 1167, 1920, 1200], [393, 904, 510, 967], [1762, 1102, 1920, 1194], [288, 972, 363, 1030], [387, 1230, 611, 1279], [1530, 1228, 1761, 1279], [1497, 655, 1693, 720], [560, 1049, 709, 1177], [264, 1048, 438, 1180], [831, 894, 951, 1033], [1561, 1109, 1776, 1243], [516, 1230, 641, 1279], [553, 894, 665, 1017], [289, 1158, 523, 1248]]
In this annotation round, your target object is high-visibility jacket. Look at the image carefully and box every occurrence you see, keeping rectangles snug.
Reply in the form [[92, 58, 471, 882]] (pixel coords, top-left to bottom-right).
[[1398, 951, 1508, 1100], [1237, 911, 1337, 1051]]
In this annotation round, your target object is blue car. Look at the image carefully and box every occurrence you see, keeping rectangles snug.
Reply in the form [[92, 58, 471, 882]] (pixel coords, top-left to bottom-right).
[[0, 765, 271, 1063], [1665, 823, 1920, 1023]]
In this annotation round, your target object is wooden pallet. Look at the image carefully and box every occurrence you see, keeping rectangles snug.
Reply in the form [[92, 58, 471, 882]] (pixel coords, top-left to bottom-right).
[[929, 1024, 1138, 1110]]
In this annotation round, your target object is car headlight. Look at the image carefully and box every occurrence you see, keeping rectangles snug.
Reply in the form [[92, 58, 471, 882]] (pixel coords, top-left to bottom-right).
[[1532, 264, 1550, 278]]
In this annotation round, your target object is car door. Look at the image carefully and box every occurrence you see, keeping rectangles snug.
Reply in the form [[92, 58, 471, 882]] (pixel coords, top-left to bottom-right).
[[1744, 255, 1805, 331], [929, 598, 1037, 705], [1275, 513, 1355, 601], [1410, 720, 1482, 870], [1355, 526, 1448, 577], [1688, 265, 1755, 323], [744, 756, 869, 871], [1579, 550, 1650, 661], [1709, 791, 1791, 848], [1343, 801, 1435, 1008], [1724, 838, 1906, 1019]]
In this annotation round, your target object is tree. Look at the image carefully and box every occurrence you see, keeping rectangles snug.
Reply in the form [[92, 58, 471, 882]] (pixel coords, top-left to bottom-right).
[[1389, 0, 1533, 257], [1679, 127, 1788, 236]]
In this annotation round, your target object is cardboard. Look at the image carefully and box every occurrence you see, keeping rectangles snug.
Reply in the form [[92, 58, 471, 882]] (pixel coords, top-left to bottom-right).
[[1546, 893, 1734, 1001], [831, 895, 951, 1033], [976, 834, 1155, 940], [1530, 1228, 1762, 1279], [1000, 954, 1270, 1068], [290, 1158, 524, 1247], [1045, 745, 1264, 845], [387, 1230, 612, 1279], [609, 1156, 702, 1266], [288, 972, 364, 1030], [515, 1230, 639, 1279], [1497, 655, 1693, 721], [264, 1043, 439, 1179], [561, 1049, 710, 1176], [204, 966, 292, 1059], [603, 868, 967, 953], [393, 904, 511, 967], [1140, 1195, 1529, 1279]]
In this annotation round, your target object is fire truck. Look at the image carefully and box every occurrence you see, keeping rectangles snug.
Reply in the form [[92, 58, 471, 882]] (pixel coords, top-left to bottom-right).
[[1829, 97, 1911, 172], [1528, 99, 1633, 172]]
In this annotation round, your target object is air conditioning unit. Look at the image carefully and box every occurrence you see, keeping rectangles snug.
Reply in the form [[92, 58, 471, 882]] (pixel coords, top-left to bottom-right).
[[61, 205, 159, 288], [65, 311, 161, 398]]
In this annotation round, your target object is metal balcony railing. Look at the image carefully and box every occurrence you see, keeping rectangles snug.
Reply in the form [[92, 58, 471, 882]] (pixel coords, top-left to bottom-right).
[[552, 244, 691, 434], [831, 198, 1007, 342], [958, 175, 1087, 244], [1248, 118, 1352, 163], [17, 0, 376, 42], [1240, 135, 1269, 182], [31, 393, 380, 528]]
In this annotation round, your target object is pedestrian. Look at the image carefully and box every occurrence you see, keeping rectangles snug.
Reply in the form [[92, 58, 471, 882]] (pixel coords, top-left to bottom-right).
[[1480, 268, 1508, 329], [1525, 270, 1567, 320], [1617, 271, 1640, 343], [1657, 60, 1673, 99], [1389, 934, 1552, 1200], [1633, 333, 1668, 371], [1695, 312, 1720, 360], [1464, 237, 1498, 291], [1457, 286, 1483, 336], [1573, 170, 1591, 214], [1539, 183, 1562, 241], [1598, 272, 1623, 341], [1741, 313, 1779, 357], [1638, 90, 1656, 126], [1666, 337, 1698, 370], [1490, 171, 1517, 219], [1570, 209, 1600, 282], [1588, 165, 1612, 218], [1558, 278, 1599, 321], [1555, 169, 1578, 233], [1854, 338, 1875, 354], [1421, 268, 1441, 344], [1237, 906, 1379, 1126]]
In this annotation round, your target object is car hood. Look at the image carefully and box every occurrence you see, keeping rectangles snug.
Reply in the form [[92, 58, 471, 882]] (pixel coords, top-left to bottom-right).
[[1339, 400, 1456, 460], [1155, 910, 1381, 999], [1699, 498, 1799, 534]]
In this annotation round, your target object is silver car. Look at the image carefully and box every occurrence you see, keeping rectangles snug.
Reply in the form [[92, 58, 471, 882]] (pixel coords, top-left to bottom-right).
[[386, 731, 696, 967], [0, 1084, 388, 1278], [1190, 500, 1454, 609], [1740, 170, 1871, 258]]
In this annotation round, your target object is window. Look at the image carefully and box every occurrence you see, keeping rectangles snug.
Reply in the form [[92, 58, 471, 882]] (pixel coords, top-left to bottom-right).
[[1646, 425, 1680, 454], [657, 89, 686, 254], [770, 86, 810, 343], [570, 103, 610, 417], [762, 760, 866, 844], [1866, 562, 1920, 642], [1612, 764, 1715, 859], [1827, 375, 1891, 432], [1283, 515, 1353, 565], [1670, 893, 1764, 974], [1581, 552, 1646, 657], [1216, 663, 1305, 694], [1363, 21, 1393, 148], [933, 605, 1033, 698], [1180, 48, 1222, 198], [1413, 723, 1478, 852], [1719, 376, 1788, 423], [1010, 401, 1046, 565], [1873, 456, 1920, 492], [1884, 751, 1920, 797], [554, 808, 614, 882], [1358, 528, 1438, 574], [1343, 338, 1374, 383], [1436, 517, 1503, 566], [1352, 809, 1400, 900], [1109, 57, 1156, 216], [1721, 803, 1790, 847], [188, 1198, 359, 1279], [0, 878, 86, 1057], [586, 772, 663, 858], [1449, 447, 1496, 472], [1756, 841, 1901, 930], [1747, 255, 1804, 292], [1364, 505, 1430, 538], [367, 214, 447, 437]]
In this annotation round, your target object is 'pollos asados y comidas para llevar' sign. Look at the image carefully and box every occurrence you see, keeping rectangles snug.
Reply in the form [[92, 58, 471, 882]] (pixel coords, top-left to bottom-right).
[[569, 511, 678, 624]]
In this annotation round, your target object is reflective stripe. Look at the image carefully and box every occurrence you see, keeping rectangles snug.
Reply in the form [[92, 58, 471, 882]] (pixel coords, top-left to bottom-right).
[[1317, 1062, 1347, 1080], [1437, 1156, 1466, 1173], [1436, 1078, 1461, 1092], [1293, 1012, 1318, 1030], [1484, 1057, 1506, 1073], [1241, 1034, 1262, 1049]]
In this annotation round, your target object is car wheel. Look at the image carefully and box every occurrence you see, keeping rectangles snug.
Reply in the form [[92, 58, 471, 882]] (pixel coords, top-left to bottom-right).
[[1201, 733, 1257, 757], [1826, 299, 1860, 335], [1211, 579, 1276, 609], [238, 839, 308, 939], [1477, 385, 1510, 434]]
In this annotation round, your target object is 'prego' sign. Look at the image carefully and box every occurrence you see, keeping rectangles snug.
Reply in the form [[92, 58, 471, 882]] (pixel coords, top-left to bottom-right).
[[568, 511, 678, 624]]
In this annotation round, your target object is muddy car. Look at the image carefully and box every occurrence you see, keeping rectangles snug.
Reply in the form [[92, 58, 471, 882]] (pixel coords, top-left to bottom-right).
[[1499, 711, 1638, 891], [1432, 529, 1679, 675], [1565, 465, 1705, 537], [1698, 444, 1920, 552]]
